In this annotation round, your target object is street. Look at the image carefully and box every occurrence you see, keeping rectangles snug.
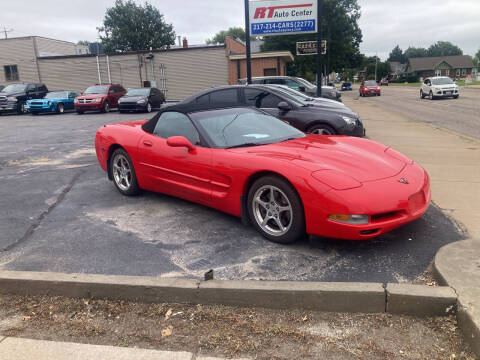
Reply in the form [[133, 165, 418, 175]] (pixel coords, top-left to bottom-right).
[[0, 108, 464, 283], [343, 85, 480, 140]]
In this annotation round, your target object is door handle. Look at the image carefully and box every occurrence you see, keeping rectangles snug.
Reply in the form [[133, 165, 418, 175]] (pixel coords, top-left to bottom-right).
[[143, 140, 153, 147]]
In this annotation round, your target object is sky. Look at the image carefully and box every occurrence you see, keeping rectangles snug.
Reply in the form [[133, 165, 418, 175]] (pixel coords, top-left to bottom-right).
[[1, 0, 479, 60]]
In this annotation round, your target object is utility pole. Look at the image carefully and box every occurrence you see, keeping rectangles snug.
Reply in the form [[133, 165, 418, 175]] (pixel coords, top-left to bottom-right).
[[3, 26, 13, 39], [375, 52, 378, 82]]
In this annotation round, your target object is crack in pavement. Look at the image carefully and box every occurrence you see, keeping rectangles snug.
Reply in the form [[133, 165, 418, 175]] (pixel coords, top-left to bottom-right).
[[1, 170, 86, 252]]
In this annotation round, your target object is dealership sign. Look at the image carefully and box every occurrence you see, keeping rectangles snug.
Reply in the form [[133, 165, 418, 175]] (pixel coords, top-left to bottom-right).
[[249, 0, 318, 36], [296, 40, 326, 55]]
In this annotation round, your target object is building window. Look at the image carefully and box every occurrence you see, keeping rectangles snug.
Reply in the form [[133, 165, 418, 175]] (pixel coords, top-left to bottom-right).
[[456, 68, 461, 76], [461, 68, 467, 76], [264, 68, 277, 76], [435, 69, 441, 77], [4, 65, 19, 81]]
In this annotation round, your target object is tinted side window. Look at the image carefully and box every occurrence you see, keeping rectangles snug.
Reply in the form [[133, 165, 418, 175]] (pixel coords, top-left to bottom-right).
[[26, 84, 35, 92], [196, 94, 210, 104], [153, 112, 200, 145], [209, 89, 238, 104], [265, 78, 284, 85], [284, 79, 300, 90], [244, 89, 282, 108]]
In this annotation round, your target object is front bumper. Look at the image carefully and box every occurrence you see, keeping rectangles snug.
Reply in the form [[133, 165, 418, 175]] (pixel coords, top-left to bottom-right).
[[75, 103, 104, 112], [119, 102, 147, 112], [0, 102, 18, 112], [362, 89, 380, 96], [304, 162, 430, 240], [27, 103, 56, 113], [433, 89, 458, 97]]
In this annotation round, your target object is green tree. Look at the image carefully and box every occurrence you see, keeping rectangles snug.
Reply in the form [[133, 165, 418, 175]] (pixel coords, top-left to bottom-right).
[[475, 48, 480, 60], [427, 41, 463, 57], [206, 27, 246, 44], [98, 0, 175, 53], [366, 61, 390, 80], [77, 40, 90, 46], [404, 47, 428, 59], [388, 45, 405, 63], [261, 0, 362, 80]]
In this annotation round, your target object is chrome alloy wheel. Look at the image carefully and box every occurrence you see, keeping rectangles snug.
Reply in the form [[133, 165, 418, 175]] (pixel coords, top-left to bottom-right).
[[311, 127, 334, 135], [252, 185, 293, 236], [112, 154, 132, 191]]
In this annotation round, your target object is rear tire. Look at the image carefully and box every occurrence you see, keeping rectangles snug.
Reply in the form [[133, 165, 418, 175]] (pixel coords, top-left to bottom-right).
[[307, 123, 336, 135], [247, 176, 305, 244], [110, 148, 140, 196], [453, 95, 459, 99]]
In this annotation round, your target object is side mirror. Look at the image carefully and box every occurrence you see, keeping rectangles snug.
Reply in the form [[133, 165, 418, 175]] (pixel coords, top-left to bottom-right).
[[298, 86, 306, 92], [277, 101, 292, 111], [166, 136, 196, 152]]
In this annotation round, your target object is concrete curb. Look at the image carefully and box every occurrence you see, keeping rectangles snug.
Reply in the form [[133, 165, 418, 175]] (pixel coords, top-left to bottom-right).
[[0, 270, 457, 316], [434, 239, 480, 357]]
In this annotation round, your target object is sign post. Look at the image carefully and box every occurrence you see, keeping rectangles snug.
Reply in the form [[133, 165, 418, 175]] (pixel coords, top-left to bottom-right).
[[244, 0, 252, 84], [316, 0, 322, 97]]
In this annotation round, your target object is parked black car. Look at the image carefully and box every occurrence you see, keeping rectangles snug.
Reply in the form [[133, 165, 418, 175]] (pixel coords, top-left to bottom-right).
[[0, 83, 49, 115], [180, 85, 364, 137], [238, 76, 342, 102], [118, 87, 165, 113]]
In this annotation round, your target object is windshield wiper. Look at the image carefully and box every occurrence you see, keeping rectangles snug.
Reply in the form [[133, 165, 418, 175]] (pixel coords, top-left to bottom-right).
[[226, 143, 261, 149]]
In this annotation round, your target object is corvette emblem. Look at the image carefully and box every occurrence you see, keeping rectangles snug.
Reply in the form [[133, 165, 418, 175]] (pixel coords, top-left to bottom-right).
[[398, 178, 409, 184]]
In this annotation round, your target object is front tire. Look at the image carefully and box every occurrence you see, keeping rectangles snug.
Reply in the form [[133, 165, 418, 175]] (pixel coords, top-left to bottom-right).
[[17, 102, 27, 114], [453, 95, 459, 99], [247, 176, 305, 244], [429, 91, 435, 100], [420, 90, 425, 99], [110, 148, 140, 196], [56, 103, 64, 114], [307, 123, 336, 135], [102, 101, 110, 113]]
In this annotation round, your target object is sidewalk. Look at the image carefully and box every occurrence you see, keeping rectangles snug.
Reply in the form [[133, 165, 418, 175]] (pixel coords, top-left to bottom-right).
[[0, 337, 249, 360], [345, 97, 480, 356], [344, 98, 480, 238]]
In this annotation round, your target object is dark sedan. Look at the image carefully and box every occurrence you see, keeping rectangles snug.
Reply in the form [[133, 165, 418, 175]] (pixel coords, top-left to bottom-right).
[[180, 85, 365, 137], [341, 82, 353, 91], [118, 87, 165, 113]]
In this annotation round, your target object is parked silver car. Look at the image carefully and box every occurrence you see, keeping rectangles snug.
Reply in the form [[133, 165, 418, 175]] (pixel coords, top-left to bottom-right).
[[238, 76, 342, 102]]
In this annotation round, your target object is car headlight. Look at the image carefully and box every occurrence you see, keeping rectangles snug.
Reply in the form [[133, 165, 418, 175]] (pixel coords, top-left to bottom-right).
[[7, 97, 17, 102], [74, 98, 78, 103], [137, 99, 146, 104], [341, 116, 356, 125], [93, 98, 102, 103], [47, 101, 51, 105], [328, 214, 369, 225]]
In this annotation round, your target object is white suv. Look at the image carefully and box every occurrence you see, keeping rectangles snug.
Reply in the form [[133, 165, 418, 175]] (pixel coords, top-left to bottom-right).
[[420, 77, 459, 100]]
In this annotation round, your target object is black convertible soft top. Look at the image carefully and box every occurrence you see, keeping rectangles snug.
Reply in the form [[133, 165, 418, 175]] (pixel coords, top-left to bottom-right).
[[141, 103, 258, 134]]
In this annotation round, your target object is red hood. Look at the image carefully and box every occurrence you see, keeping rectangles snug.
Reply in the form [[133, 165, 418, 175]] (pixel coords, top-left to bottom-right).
[[230, 135, 406, 183], [77, 93, 108, 100]]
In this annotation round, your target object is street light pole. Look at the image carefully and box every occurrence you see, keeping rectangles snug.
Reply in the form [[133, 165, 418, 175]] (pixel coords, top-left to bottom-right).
[[316, 0, 323, 97], [375, 52, 378, 82]]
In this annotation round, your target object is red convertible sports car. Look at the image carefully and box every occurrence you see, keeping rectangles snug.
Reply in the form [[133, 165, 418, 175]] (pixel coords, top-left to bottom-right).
[[95, 104, 431, 244]]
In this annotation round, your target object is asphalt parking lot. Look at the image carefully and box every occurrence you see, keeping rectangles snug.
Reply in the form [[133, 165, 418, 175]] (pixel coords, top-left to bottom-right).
[[342, 85, 480, 140], [0, 109, 465, 283]]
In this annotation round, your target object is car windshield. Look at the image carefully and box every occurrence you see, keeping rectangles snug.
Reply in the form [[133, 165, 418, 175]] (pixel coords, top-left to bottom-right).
[[343, 83, 351, 86], [295, 77, 316, 89], [432, 78, 454, 85], [191, 108, 305, 148], [364, 81, 377, 86], [45, 91, 68, 99], [126, 88, 150, 96], [84, 86, 108, 94], [2, 84, 27, 93]]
